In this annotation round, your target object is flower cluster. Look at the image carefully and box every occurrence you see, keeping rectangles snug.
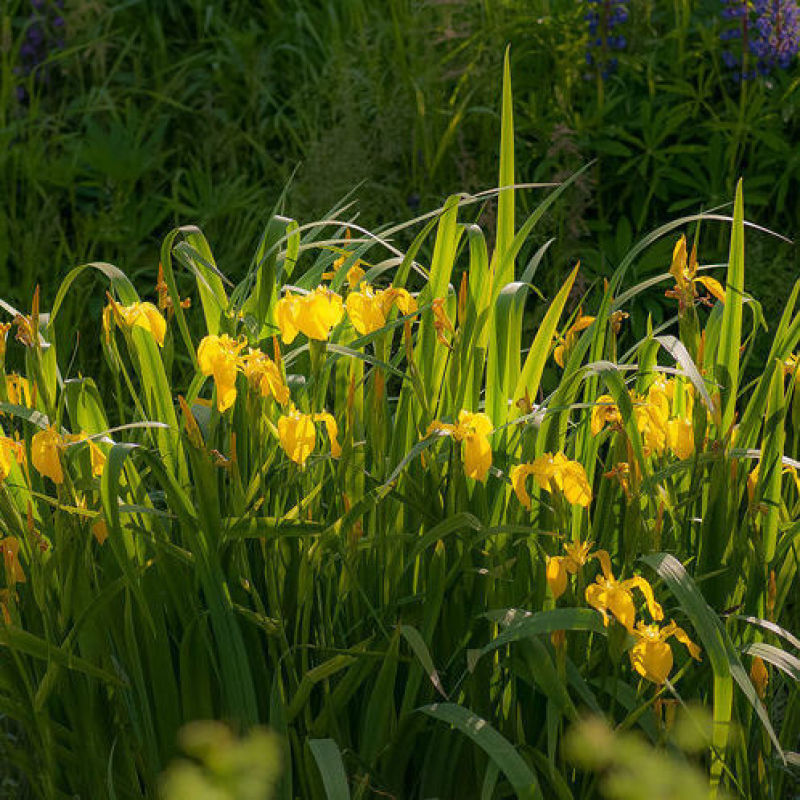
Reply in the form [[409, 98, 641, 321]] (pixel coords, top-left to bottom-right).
[[585, 0, 629, 79], [720, 0, 800, 80], [546, 543, 702, 684], [15, 0, 66, 103], [751, 0, 800, 71], [593, 376, 698, 461]]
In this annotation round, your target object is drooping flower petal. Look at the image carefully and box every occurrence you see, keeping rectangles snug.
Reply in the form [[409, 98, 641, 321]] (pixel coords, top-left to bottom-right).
[[313, 412, 342, 459], [197, 334, 244, 412], [346, 287, 386, 335], [277, 410, 316, 466], [560, 461, 592, 507], [31, 426, 64, 484], [631, 635, 673, 684], [628, 620, 701, 684], [591, 395, 621, 435], [666, 416, 694, 460], [510, 463, 535, 509], [461, 432, 492, 482]]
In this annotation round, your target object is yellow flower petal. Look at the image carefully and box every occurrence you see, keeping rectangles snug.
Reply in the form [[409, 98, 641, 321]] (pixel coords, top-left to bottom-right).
[[560, 461, 592, 507], [31, 426, 64, 484], [346, 288, 385, 335], [197, 334, 243, 413], [275, 296, 299, 344], [510, 463, 535, 509], [631, 637, 673, 684], [277, 410, 316, 466], [313, 412, 342, 459], [666, 416, 694, 460], [694, 276, 726, 305], [461, 433, 491, 482]]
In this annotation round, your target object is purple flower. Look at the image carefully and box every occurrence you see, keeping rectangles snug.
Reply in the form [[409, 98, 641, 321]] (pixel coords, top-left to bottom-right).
[[750, 0, 800, 70], [720, 0, 800, 78], [15, 0, 69, 103], [585, 0, 629, 79]]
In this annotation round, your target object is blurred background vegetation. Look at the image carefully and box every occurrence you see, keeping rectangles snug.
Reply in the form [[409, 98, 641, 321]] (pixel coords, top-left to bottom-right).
[[1, 0, 799, 345]]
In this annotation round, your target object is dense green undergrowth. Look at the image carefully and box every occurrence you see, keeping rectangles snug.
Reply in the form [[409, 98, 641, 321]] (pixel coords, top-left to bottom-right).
[[3, 0, 800, 335], [0, 55, 797, 799]]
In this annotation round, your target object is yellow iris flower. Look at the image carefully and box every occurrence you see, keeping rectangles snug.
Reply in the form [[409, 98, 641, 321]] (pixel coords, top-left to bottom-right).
[[591, 395, 622, 436], [345, 286, 417, 336], [546, 540, 595, 599], [666, 416, 694, 460], [428, 410, 493, 482], [0, 436, 25, 482], [31, 426, 65, 484], [553, 309, 595, 368], [197, 335, 245, 413], [240, 349, 290, 406], [666, 235, 726, 312], [277, 408, 342, 467], [510, 452, 592, 508], [105, 297, 167, 347], [591, 380, 696, 460], [585, 550, 663, 631], [275, 287, 344, 344], [629, 620, 701, 684]]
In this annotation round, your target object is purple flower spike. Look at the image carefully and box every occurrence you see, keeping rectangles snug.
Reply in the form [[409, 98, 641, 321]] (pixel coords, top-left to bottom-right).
[[720, 0, 800, 78], [584, 0, 629, 80]]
